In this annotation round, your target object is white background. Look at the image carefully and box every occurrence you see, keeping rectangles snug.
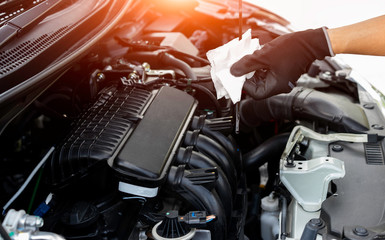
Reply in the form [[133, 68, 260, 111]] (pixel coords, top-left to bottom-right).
[[245, 0, 385, 94]]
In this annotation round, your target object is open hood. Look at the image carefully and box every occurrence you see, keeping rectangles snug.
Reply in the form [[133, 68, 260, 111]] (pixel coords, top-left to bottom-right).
[[1, 1, 385, 240]]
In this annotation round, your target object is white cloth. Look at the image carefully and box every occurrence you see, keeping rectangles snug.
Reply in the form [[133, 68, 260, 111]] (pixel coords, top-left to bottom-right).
[[206, 29, 261, 104]]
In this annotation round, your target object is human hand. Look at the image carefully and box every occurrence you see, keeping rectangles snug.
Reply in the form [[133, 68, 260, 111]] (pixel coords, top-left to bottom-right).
[[230, 28, 332, 100]]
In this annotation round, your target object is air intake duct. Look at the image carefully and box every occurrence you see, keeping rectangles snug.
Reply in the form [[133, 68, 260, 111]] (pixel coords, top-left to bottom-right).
[[240, 87, 370, 133]]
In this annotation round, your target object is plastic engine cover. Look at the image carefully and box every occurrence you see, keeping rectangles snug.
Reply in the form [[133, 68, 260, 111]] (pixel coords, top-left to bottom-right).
[[322, 140, 385, 237], [47, 85, 153, 188], [47, 86, 197, 192], [110, 86, 197, 190]]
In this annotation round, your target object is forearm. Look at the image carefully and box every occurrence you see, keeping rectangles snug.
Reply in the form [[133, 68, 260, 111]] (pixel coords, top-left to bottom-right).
[[327, 15, 385, 55]]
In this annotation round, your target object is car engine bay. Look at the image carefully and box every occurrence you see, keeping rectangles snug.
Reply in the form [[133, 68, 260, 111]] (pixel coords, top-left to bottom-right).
[[1, 0, 385, 239]]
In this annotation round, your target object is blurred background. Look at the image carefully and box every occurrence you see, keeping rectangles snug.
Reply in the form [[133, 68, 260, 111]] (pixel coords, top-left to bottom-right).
[[246, 0, 385, 94]]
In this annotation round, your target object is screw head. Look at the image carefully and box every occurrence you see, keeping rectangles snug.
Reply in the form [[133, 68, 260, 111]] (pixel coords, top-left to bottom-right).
[[310, 218, 323, 227], [363, 103, 375, 109], [332, 145, 343, 152], [372, 124, 384, 130], [96, 73, 105, 82], [353, 227, 368, 236]]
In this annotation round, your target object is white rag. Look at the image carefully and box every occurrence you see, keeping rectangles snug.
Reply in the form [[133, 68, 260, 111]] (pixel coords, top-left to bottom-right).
[[206, 29, 261, 104]]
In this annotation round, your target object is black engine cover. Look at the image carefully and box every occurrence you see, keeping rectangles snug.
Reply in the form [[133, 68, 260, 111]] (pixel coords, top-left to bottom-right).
[[47, 85, 153, 188], [321, 140, 385, 237], [110, 86, 197, 188], [47, 85, 197, 190]]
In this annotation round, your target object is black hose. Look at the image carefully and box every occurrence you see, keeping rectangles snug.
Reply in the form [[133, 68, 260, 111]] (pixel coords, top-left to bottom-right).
[[159, 52, 197, 80], [176, 147, 233, 222], [178, 77, 212, 83], [168, 166, 227, 240], [240, 94, 293, 127], [184, 131, 237, 191], [240, 87, 369, 133], [243, 133, 290, 169], [159, 52, 221, 117], [181, 83, 221, 118], [117, 36, 209, 66], [168, 49, 210, 65]]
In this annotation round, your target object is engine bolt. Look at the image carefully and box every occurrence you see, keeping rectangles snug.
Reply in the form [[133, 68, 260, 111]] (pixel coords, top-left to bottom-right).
[[332, 145, 343, 152], [96, 73, 105, 82], [320, 71, 332, 80], [353, 227, 368, 236], [363, 103, 375, 109], [142, 62, 151, 72], [309, 218, 323, 227], [372, 124, 384, 130]]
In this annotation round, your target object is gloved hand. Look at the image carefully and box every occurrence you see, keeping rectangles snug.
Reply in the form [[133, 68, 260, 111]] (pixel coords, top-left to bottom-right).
[[230, 27, 333, 100]]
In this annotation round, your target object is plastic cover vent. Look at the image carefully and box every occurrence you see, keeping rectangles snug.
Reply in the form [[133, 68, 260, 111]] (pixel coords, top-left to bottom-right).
[[0, 26, 72, 76], [48, 86, 153, 186], [364, 142, 384, 165]]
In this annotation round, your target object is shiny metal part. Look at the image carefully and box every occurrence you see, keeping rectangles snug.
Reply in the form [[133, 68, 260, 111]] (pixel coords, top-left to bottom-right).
[[2, 209, 65, 240]]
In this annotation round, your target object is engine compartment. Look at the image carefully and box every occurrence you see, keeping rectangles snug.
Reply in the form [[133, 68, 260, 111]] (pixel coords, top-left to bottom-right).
[[1, 1, 385, 240]]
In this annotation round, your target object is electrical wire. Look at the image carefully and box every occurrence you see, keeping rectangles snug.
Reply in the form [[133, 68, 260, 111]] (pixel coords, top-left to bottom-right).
[[2, 146, 55, 216], [206, 215, 216, 223], [27, 167, 44, 214]]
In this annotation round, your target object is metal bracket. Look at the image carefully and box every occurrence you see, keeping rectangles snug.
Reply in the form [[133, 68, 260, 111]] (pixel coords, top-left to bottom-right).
[[145, 69, 176, 79], [280, 126, 370, 212], [280, 157, 345, 212]]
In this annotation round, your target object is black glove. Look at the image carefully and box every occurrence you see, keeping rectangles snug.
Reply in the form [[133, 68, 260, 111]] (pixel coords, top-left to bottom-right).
[[230, 27, 332, 100]]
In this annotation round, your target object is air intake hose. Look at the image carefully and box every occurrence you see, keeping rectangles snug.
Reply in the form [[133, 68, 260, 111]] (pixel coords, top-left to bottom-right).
[[159, 52, 197, 80], [240, 87, 369, 133], [243, 133, 290, 169]]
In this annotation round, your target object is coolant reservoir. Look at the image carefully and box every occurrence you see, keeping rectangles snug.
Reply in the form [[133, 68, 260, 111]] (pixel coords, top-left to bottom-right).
[[260, 193, 280, 240]]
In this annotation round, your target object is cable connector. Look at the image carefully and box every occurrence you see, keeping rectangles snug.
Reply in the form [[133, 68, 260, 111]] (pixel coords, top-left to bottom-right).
[[179, 211, 215, 228]]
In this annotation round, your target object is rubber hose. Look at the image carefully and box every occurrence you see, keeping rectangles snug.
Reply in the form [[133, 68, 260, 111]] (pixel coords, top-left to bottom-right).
[[176, 147, 233, 222], [159, 52, 197, 80], [184, 131, 237, 191], [160, 52, 222, 118], [175, 82, 221, 118], [188, 83, 221, 118], [240, 94, 293, 127], [240, 87, 369, 134], [168, 49, 210, 65], [243, 132, 290, 169]]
